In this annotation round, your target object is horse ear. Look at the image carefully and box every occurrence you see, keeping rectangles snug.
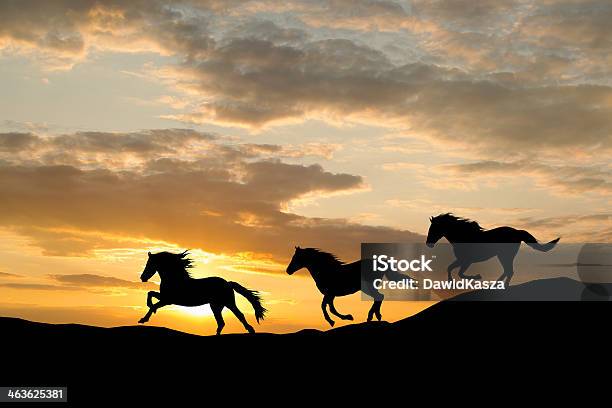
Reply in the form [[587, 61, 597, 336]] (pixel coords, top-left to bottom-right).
[[148, 251, 151, 256], [429, 216, 433, 222]]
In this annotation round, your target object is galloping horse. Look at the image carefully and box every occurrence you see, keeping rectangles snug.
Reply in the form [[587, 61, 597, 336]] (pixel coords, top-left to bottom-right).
[[139, 251, 266, 335], [426, 213, 560, 284], [286, 246, 412, 327]]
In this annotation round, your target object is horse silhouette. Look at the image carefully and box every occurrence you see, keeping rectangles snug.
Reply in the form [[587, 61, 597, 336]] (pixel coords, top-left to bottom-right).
[[286, 246, 412, 327], [138, 251, 266, 335], [426, 213, 560, 284]]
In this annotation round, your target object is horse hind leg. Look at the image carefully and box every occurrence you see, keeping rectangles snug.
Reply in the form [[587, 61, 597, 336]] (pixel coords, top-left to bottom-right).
[[447, 260, 460, 281], [362, 284, 384, 322], [373, 299, 383, 321], [458, 263, 481, 280], [497, 254, 516, 287], [210, 303, 225, 335], [227, 302, 255, 334], [328, 297, 353, 321], [366, 300, 383, 322], [321, 295, 335, 327]]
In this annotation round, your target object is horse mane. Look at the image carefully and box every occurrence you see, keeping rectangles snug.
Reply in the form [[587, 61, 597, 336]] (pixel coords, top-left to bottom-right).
[[303, 248, 345, 268], [155, 250, 194, 278], [432, 213, 484, 233]]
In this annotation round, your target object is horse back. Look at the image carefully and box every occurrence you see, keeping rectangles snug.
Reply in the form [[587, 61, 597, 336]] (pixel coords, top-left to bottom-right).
[[481, 226, 523, 243], [314, 260, 361, 296], [161, 276, 231, 306]]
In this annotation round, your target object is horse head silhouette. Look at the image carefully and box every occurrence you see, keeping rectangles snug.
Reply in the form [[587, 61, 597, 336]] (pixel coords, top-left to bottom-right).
[[426, 216, 448, 248], [286, 246, 306, 275], [140, 252, 155, 281]]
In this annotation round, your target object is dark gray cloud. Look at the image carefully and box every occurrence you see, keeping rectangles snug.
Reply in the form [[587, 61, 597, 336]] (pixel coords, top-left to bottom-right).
[[441, 160, 612, 195], [170, 34, 612, 157], [50, 129, 215, 154], [519, 0, 612, 50], [2, 1, 612, 160], [0, 133, 40, 152], [412, 0, 520, 29], [0, 0, 217, 57]]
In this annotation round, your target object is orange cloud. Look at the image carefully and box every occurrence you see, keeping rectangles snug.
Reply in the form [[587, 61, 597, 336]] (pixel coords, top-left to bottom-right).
[[0, 129, 421, 261]]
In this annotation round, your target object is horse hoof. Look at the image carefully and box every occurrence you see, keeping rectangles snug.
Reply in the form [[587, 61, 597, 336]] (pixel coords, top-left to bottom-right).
[[473, 274, 482, 280], [345, 314, 354, 321], [138, 319, 146, 324], [328, 321, 335, 327]]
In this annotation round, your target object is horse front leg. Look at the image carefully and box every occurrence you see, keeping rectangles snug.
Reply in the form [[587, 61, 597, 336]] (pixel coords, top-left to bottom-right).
[[321, 295, 335, 327], [138, 300, 168, 324], [147, 291, 160, 308]]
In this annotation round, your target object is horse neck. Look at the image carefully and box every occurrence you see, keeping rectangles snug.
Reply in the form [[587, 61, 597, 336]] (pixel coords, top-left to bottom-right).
[[157, 267, 190, 285], [443, 225, 481, 243], [304, 260, 326, 284]]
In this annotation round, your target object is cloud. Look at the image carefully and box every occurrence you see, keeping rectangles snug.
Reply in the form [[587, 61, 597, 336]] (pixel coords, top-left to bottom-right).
[[295, 0, 422, 32], [0, 283, 79, 291], [49, 273, 156, 289], [0, 272, 23, 278], [158, 28, 612, 160], [412, 0, 520, 29], [1, 1, 610, 246], [50, 129, 215, 154], [2, 1, 612, 162], [0, 0, 239, 69], [0, 133, 40, 152], [514, 213, 612, 242], [519, 0, 612, 50], [440, 160, 612, 196], [0, 273, 156, 293], [0, 129, 421, 260]]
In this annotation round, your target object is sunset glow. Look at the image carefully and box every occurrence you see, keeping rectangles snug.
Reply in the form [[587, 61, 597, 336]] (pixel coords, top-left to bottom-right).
[[1, 0, 611, 334]]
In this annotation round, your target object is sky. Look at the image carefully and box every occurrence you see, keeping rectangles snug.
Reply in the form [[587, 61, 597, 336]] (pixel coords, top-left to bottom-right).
[[0, 0, 611, 334]]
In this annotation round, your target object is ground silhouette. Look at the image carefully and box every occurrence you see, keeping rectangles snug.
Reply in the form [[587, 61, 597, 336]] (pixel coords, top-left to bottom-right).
[[3, 277, 609, 403]]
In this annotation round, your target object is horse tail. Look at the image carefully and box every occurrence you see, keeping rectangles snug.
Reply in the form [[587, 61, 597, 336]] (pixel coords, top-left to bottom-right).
[[520, 230, 560, 252], [229, 282, 267, 323]]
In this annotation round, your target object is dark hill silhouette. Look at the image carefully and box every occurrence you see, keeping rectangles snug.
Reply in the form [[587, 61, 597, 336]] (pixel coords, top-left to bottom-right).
[[2, 277, 610, 403]]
